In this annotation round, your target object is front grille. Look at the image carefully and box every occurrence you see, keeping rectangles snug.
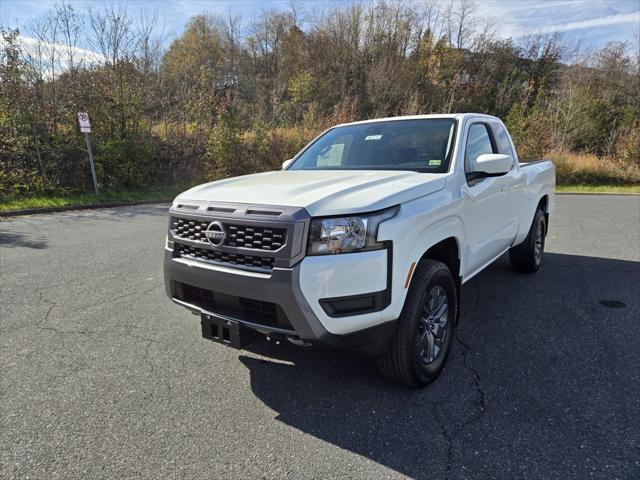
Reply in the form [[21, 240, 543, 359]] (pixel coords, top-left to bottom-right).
[[173, 217, 286, 251], [174, 243, 275, 271], [173, 218, 208, 242], [226, 224, 286, 250]]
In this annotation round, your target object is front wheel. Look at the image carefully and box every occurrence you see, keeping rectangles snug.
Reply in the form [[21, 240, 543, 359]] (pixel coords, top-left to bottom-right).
[[377, 260, 458, 388], [509, 208, 546, 273]]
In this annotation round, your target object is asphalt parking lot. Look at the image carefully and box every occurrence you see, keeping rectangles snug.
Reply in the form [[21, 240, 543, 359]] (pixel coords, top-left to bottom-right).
[[1, 195, 639, 479]]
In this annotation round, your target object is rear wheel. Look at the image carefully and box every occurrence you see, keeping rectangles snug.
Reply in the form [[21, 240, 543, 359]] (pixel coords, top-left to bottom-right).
[[509, 208, 546, 273], [377, 260, 457, 388]]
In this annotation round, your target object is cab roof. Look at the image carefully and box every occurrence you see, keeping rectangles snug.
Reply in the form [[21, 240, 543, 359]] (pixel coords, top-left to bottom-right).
[[336, 113, 499, 128]]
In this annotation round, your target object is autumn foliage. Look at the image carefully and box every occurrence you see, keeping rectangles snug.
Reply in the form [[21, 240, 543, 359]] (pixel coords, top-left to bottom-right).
[[1, 1, 638, 198]]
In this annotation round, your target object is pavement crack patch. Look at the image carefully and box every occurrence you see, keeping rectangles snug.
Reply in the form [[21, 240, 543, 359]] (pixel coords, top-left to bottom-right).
[[40, 326, 97, 335], [442, 333, 487, 479], [28, 291, 60, 331], [125, 330, 173, 394], [105, 281, 165, 306], [40, 296, 58, 327], [139, 336, 161, 374], [63, 281, 165, 316], [434, 406, 454, 477], [179, 337, 200, 368], [0, 292, 60, 335]]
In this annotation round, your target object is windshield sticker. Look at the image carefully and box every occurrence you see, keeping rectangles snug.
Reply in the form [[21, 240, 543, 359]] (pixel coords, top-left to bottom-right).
[[429, 159, 442, 166], [365, 135, 382, 141]]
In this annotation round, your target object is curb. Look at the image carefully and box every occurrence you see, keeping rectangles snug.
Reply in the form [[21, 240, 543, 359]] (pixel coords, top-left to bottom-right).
[[2, 192, 638, 218], [0, 199, 172, 218], [556, 192, 640, 196]]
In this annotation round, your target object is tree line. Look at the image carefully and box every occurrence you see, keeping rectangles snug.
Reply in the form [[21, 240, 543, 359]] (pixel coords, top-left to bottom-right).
[[1, 0, 638, 197]]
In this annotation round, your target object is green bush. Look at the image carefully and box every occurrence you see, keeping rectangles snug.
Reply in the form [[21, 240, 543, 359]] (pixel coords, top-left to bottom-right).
[[203, 111, 242, 180], [94, 138, 154, 189], [505, 105, 552, 160]]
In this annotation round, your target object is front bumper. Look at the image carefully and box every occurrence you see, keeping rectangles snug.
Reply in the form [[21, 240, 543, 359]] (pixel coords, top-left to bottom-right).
[[163, 249, 396, 357]]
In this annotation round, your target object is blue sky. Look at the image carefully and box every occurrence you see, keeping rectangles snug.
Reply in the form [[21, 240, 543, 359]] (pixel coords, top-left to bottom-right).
[[2, 0, 639, 55]]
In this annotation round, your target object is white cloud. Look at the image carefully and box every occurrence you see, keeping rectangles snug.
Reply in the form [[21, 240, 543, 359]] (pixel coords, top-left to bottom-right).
[[536, 11, 640, 34], [474, 1, 639, 42], [16, 35, 105, 63], [0, 34, 105, 74]]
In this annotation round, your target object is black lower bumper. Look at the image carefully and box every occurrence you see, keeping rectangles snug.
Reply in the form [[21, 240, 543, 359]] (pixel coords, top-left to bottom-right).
[[163, 250, 395, 357]]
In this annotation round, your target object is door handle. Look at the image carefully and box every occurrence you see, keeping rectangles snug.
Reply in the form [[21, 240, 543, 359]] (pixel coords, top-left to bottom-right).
[[501, 184, 508, 193]]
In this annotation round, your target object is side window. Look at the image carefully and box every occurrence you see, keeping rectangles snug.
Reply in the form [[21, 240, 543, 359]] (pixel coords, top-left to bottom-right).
[[314, 135, 352, 167], [492, 123, 515, 158], [465, 124, 494, 172]]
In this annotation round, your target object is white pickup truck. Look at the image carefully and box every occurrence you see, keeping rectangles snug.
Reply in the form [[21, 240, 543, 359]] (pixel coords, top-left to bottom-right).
[[164, 114, 555, 387]]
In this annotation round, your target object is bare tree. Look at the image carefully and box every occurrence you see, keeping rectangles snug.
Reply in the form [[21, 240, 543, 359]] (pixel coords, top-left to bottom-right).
[[56, 2, 83, 72], [442, 0, 477, 49], [89, 4, 134, 67]]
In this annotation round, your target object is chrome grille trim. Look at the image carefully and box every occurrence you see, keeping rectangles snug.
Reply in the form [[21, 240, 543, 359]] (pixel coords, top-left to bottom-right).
[[168, 201, 310, 272], [172, 217, 287, 251], [174, 243, 275, 272]]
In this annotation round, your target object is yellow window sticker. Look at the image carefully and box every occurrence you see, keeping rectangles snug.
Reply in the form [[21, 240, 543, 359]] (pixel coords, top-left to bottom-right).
[[429, 159, 442, 166]]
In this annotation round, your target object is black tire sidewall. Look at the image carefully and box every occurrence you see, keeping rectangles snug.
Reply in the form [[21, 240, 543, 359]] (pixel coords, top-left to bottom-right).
[[407, 264, 458, 384], [510, 208, 547, 273], [534, 212, 546, 268]]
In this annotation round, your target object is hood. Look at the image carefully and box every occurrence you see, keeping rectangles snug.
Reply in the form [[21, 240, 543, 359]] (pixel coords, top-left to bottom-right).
[[177, 170, 446, 216]]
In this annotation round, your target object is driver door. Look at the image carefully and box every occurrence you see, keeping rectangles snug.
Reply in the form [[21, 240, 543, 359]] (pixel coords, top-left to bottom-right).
[[461, 123, 517, 276]]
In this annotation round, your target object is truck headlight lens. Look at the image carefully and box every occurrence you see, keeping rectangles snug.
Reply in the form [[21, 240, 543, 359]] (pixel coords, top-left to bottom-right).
[[307, 206, 399, 255]]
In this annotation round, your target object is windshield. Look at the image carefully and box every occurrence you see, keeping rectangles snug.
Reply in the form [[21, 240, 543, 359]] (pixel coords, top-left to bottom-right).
[[289, 119, 456, 173]]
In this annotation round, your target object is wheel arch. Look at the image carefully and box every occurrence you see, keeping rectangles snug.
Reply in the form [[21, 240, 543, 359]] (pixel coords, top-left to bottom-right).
[[419, 237, 461, 285], [420, 237, 461, 322], [403, 214, 465, 287], [537, 194, 550, 235]]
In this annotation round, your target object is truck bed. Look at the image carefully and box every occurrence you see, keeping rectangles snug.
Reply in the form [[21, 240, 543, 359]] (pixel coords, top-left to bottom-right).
[[519, 160, 548, 168]]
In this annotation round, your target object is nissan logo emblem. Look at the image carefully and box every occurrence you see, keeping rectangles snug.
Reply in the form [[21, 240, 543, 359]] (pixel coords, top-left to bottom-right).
[[205, 221, 226, 247]]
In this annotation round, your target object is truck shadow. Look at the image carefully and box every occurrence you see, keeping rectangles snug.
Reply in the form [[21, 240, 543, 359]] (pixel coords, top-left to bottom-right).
[[238, 252, 639, 478]]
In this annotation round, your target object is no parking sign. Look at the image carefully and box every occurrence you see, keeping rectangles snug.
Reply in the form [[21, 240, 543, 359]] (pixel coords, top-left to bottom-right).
[[77, 111, 98, 194], [77, 111, 91, 133]]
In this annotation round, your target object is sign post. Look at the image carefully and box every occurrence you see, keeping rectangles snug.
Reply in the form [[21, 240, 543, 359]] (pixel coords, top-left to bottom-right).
[[77, 111, 99, 195]]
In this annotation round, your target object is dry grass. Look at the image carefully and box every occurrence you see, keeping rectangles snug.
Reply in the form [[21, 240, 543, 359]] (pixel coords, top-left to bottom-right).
[[551, 151, 640, 186], [0, 184, 191, 212], [556, 184, 640, 194]]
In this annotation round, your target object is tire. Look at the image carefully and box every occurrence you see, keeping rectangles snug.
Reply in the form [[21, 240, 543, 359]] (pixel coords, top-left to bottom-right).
[[509, 208, 546, 273], [377, 260, 458, 388]]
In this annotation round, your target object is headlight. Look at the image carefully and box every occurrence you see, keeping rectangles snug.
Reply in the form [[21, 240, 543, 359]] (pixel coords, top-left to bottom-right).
[[307, 206, 399, 255]]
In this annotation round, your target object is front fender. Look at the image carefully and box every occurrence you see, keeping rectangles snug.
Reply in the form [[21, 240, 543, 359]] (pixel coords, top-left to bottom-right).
[[405, 215, 465, 282], [378, 204, 465, 320]]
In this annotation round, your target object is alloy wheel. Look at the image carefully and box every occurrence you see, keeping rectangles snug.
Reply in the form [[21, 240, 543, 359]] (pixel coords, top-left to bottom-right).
[[417, 286, 449, 364]]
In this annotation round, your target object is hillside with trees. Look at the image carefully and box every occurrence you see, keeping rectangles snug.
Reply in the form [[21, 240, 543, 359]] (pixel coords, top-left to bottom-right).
[[1, 0, 638, 201]]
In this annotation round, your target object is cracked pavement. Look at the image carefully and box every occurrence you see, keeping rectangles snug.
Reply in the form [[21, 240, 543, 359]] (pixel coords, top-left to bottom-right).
[[1, 196, 639, 479]]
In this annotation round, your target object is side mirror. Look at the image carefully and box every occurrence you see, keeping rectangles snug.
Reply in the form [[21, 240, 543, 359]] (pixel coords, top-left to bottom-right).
[[282, 159, 293, 170], [471, 154, 512, 175]]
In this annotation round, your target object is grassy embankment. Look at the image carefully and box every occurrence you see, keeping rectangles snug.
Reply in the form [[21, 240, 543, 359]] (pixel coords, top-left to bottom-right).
[[552, 151, 639, 194], [0, 184, 192, 212], [1, 152, 638, 212], [555, 184, 639, 193]]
